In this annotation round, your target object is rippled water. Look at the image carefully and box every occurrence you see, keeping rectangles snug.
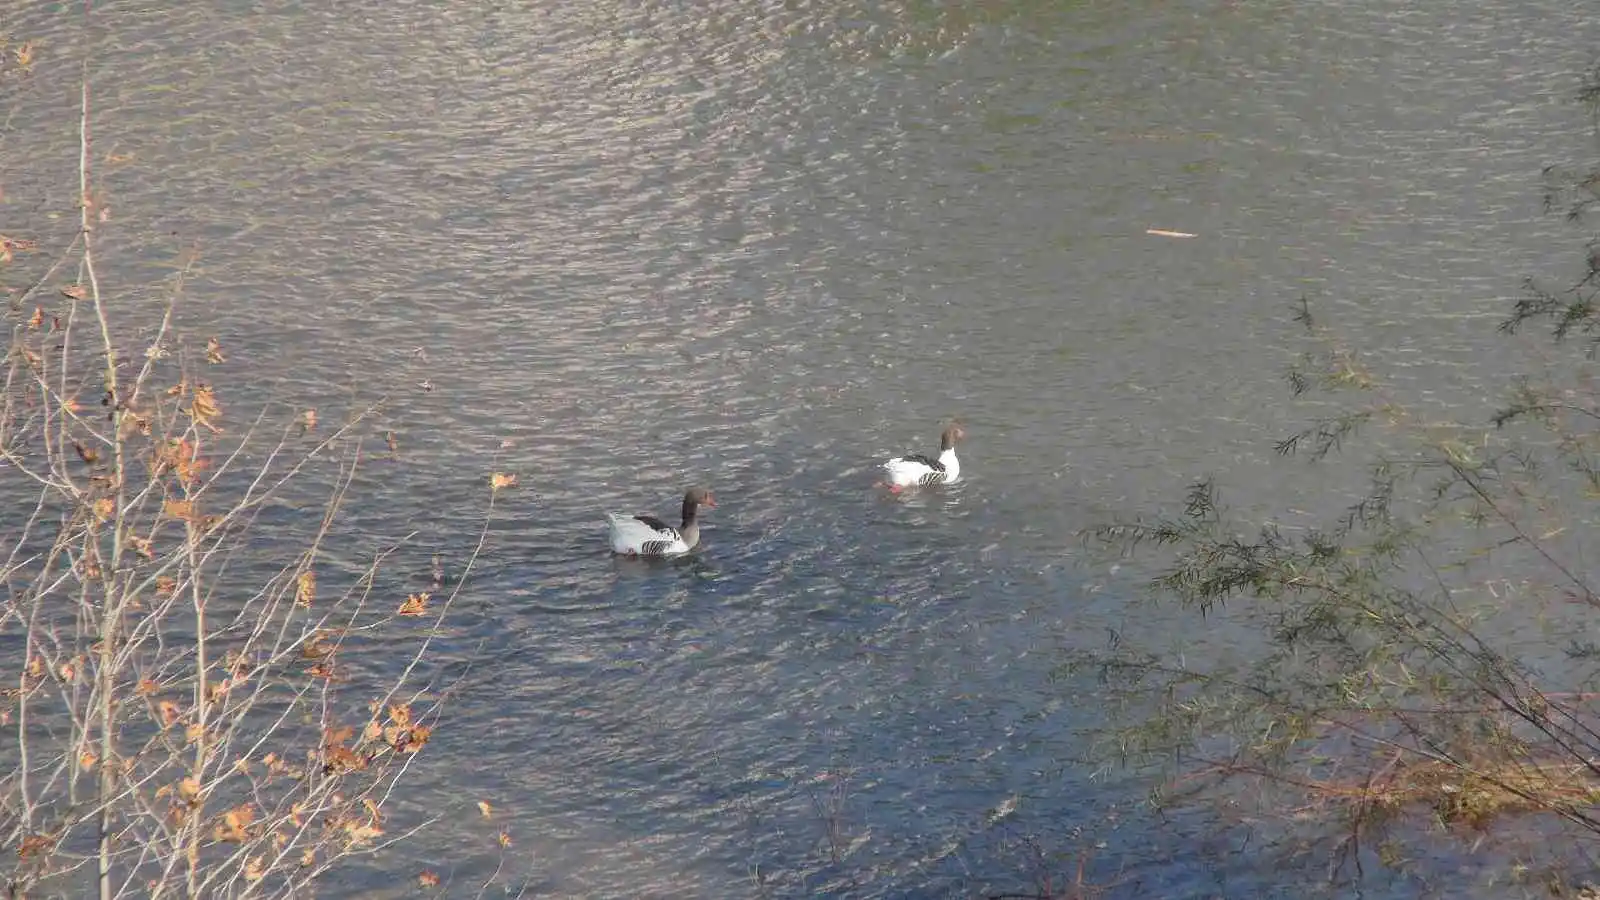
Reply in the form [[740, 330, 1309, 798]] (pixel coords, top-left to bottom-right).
[[4, 0, 1598, 895]]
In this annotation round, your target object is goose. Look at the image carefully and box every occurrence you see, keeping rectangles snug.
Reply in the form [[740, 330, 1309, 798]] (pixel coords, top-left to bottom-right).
[[605, 487, 716, 556], [880, 423, 965, 492]]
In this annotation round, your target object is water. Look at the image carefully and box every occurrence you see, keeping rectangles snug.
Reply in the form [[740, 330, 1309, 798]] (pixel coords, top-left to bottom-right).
[[3, 0, 1598, 896]]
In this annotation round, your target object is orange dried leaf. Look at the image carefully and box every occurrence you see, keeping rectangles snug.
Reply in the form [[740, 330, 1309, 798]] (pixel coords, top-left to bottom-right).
[[398, 592, 430, 616], [418, 870, 440, 888], [185, 722, 205, 744], [18, 834, 54, 860], [26, 306, 42, 329], [477, 799, 493, 818], [78, 748, 96, 771], [163, 499, 195, 521], [178, 776, 201, 803], [158, 699, 182, 727], [300, 847, 316, 868], [214, 804, 255, 842], [244, 855, 265, 882], [92, 497, 114, 522], [135, 678, 159, 696], [295, 570, 315, 607], [497, 830, 512, 848], [73, 441, 100, 464], [191, 384, 222, 432], [388, 704, 412, 727], [489, 472, 517, 491], [156, 575, 178, 597], [205, 337, 225, 364]]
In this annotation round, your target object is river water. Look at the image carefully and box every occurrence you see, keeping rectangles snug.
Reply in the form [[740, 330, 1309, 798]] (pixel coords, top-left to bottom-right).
[[4, 0, 1598, 896]]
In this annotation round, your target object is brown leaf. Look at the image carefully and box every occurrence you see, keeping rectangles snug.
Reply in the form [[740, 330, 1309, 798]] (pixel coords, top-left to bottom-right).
[[92, 497, 114, 522], [387, 704, 412, 727], [205, 337, 225, 364], [74, 441, 100, 465], [300, 847, 315, 868], [18, 834, 55, 860], [156, 575, 178, 597], [191, 384, 222, 432], [477, 799, 493, 818], [398, 592, 430, 616], [158, 700, 182, 727], [78, 748, 97, 771], [163, 499, 196, 521], [178, 776, 201, 804], [214, 804, 255, 842], [244, 855, 265, 882], [295, 570, 315, 607], [135, 678, 159, 696], [418, 870, 440, 888], [60, 283, 86, 300], [26, 306, 42, 329], [489, 472, 517, 491], [497, 830, 512, 848], [385, 431, 399, 453], [127, 535, 153, 560], [300, 408, 317, 432]]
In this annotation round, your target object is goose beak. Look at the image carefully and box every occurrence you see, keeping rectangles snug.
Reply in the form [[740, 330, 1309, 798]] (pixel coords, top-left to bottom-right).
[[703, 495, 717, 508]]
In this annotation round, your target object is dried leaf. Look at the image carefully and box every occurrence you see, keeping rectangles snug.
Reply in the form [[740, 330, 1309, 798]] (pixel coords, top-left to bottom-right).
[[156, 575, 178, 597], [214, 804, 254, 842], [244, 855, 265, 882], [127, 535, 153, 560], [158, 700, 182, 727], [300, 847, 315, 868], [343, 819, 384, 846], [155, 438, 206, 486], [295, 570, 316, 607], [135, 678, 159, 696], [163, 499, 196, 521], [385, 431, 399, 453], [78, 748, 96, 771], [497, 830, 512, 848], [26, 306, 42, 329], [300, 408, 317, 432], [92, 497, 114, 522], [60, 283, 86, 300], [388, 704, 412, 727], [191, 384, 222, 432], [490, 472, 518, 491], [74, 441, 99, 465], [205, 337, 225, 364], [185, 722, 205, 744], [419, 870, 440, 888], [398, 592, 430, 616], [476, 800, 493, 818], [18, 834, 54, 860], [178, 776, 201, 803]]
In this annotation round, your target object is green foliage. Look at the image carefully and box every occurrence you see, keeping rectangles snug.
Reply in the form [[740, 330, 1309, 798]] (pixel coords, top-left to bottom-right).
[[1079, 66, 1600, 884]]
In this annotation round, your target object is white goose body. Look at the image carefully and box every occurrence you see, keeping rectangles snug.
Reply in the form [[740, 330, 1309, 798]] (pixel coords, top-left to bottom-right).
[[881, 424, 966, 491], [605, 488, 715, 557]]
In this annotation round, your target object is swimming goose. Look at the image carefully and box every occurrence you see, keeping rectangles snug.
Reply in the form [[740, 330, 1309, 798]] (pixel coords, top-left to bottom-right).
[[881, 423, 965, 491], [605, 487, 716, 556]]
